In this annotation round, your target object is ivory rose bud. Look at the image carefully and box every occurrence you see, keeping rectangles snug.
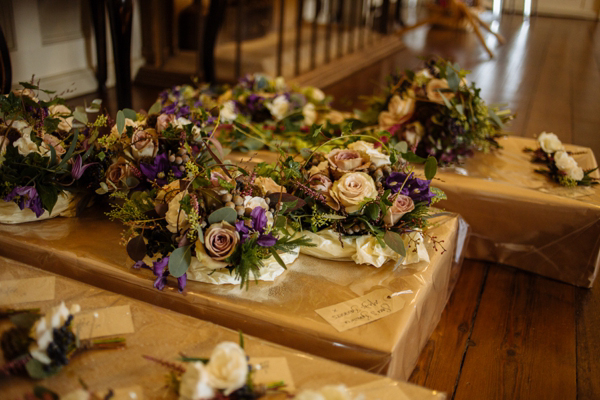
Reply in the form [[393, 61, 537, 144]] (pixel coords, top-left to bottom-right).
[[303, 102, 317, 125], [308, 173, 332, 193], [266, 95, 290, 120], [383, 194, 415, 226], [326, 148, 371, 178], [378, 94, 415, 129], [348, 140, 390, 167], [220, 100, 237, 123], [554, 150, 584, 181], [204, 221, 239, 261], [205, 341, 248, 395], [165, 190, 191, 233], [105, 158, 131, 189], [330, 172, 378, 214], [179, 362, 215, 400], [538, 132, 564, 154], [156, 113, 176, 133], [426, 79, 454, 103], [131, 128, 158, 160], [255, 176, 286, 195], [48, 104, 74, 132]]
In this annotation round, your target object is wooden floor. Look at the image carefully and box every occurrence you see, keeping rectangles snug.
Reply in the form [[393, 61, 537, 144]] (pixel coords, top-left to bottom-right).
[[69, 13, 600, 400]]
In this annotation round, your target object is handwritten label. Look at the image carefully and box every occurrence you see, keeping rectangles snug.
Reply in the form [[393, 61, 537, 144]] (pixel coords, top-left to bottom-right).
[[0, 276, 55, 305], [73, 305, 135, 340], [315, 289, 405, 332], [250, 357, 295, 392]]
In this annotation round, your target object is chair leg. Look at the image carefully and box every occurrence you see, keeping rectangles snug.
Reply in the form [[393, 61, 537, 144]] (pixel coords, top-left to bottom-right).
[[0, 24, 11, 94], [202, 0, 227, 84], [90, 0, 108, 91], [106, 0, 133, 109]]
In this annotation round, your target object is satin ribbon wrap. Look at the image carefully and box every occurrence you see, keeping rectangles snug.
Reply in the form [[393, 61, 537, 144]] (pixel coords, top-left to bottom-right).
[[299, 229, 430, 267]]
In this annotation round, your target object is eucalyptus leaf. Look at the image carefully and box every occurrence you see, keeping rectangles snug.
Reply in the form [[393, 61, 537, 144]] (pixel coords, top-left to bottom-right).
[[207, 207, 238, 225], [394, 141, 408, 154], [148, 100, 162, 115], [402, 152, 427, 163], [446, 65, 460, 92], [488, 109, 504, 129], [116, 110, 125, 135], [125, 176, 140, 188], [73, 108, 88, 125], [126, 235, 147, 262], [168, 245, 192, 278], [9, 312, 41, 330], [364, 203, 381, 220], [424, 156, 437, 180], [123, 108, 138, 121], [383, 231, 406, 257], [26, 357, 61, 379]]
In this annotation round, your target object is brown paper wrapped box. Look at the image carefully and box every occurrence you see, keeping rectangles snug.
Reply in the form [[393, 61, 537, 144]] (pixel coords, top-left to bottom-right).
[[0, 257, 445, 399], [0, 213, 468, 381], [429, 136, 600, 287]]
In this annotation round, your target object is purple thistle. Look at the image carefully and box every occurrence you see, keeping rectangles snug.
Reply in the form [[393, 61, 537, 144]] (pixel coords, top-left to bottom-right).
[[4, 186, 45, 217]]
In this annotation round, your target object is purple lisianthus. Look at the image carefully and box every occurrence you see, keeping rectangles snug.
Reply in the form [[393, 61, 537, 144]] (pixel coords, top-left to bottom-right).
[[140, 153, 182, 186], [4, 186, 45, 217], [385, 172, 434, 205], [152, 255, 186, 292], [235, 207, 277, 247]]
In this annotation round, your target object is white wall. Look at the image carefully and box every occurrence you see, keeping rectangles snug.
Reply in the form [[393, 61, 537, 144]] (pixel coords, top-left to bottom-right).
[[484, 0, 600, 20], [7, 0, 145, 98]]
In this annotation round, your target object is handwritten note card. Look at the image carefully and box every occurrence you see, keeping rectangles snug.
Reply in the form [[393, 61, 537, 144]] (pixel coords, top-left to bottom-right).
[[315, 288, 405, 332], [73, 305, 135, 340], [250, 357, 296, 392], [0, 276, 55, 305]]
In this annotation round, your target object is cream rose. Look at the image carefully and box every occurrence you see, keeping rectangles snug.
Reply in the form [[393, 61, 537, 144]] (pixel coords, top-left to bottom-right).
[[205, 341, 248, 395], [179, 362, 215, 400], [302, 86, 326, 102], [243, 196, 269, 211], [13, 88, 38, 102], [110, 117, 137, 138], [204, 221, 239, 261], [13, 127, 48, 157], [303, 102, 317, 125], [426, 79, 454, 103], [404, 121, 425, 147], [165, 191, 190, 233], [105, 158, 132, 189], [156, 113, 176, 133], [255, 176, 286, 195], [266, 95, 290, 120], [48, 104, 73, 132], [42, 134, 66, 158], [378, 94, 415, 129], [383, 194, 415, 226], [554, 150, 584, 181], [348, 140, 390, 167], [330, 172, 378, 214], [220, 100, 237, 123], [538, 132, 564, 154], [131, 128, 158, 160], [326, 148, 371, 178]]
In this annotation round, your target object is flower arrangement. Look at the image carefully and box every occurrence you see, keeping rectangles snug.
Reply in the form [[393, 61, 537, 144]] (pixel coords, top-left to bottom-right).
[[157, 74, 354, 153], [145, 337, 363, 400], [356, 58, 513, 165], [524, 132, 598, 187], [254, 137, 446, 267], [107, 112, 313, 290], [0, 302, 125, 379], [0, 83, 107, 223]]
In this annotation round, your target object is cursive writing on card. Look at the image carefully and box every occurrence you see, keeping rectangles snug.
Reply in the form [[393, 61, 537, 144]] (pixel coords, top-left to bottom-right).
[[0, 276, 55, 305], [315, 289, 405, 332]]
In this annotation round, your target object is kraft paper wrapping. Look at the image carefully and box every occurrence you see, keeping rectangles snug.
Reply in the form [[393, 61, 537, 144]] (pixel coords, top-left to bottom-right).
[[0, 258, 445, 399], [427, 136, 600, 288], [0, 212, 468, 381]]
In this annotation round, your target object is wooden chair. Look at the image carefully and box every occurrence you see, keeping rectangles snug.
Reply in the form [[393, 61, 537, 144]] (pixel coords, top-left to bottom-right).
[[0, 23, 11, 94]]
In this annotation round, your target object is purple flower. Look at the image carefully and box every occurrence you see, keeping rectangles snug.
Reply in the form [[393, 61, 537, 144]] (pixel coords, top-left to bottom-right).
[[251, 207, 268, 232], [4, 186, 45, 217], [71, 155, 97, 180], [140, 153, 182, 186], [132, 260, 148, 270], [152, 257, 169, 291], [385, 172, 434, 205], [235, 207, 278, 247], [177, 274, 187, 293]]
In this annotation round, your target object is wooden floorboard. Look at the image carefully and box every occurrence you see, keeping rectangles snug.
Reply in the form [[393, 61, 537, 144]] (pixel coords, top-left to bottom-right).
[[576, 282, 600, 400]]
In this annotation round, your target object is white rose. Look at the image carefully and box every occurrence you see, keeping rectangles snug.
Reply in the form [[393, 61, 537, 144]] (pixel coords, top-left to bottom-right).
[[205, 341, 248, 395], [48, 104, 73, 132], [243, 196, 269, 211], [176, 117, 203, 143], [330, 172, 378, 214], [165, 191, 190, 233], [348, 141, 390, 167], [426, 79, 454, 103], [179, 362, 215, 400], [61, 389, 91, 400], [13, 126, 49, 157], [378, 94, 415, 129], [383, 194, 415, 226], [303, 102, 317, 125], [538, 132, 564, 154], [220, 100, 237, 123], [554, 150, 584, 181], [266, 95, 290, 120]]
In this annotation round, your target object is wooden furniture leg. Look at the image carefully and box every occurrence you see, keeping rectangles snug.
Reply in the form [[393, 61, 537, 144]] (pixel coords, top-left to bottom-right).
[[90, 0, 108, 91], [106, 0, 133, 109], [202, 0, 226, 84], [0, 24, 11, 94], [455, 0, 494, 57], [470, 9, 506, 44]]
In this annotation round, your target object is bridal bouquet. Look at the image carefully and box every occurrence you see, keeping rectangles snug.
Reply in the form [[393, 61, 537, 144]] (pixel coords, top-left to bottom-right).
[[107, 120, 312, 290], [0, 83, 107, 223], [357, 58, 513, 164], [0, 302, 125, 379], [525, 132, 598, 187], [255, 137, 445, 267], [158, 74, 353, 153]]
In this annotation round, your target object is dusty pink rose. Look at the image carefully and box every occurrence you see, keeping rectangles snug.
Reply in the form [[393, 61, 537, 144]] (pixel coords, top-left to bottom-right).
[[42, 134, 66, 157], [204, 222, 239, 261], [383, 194, 415, 226], [105, 158, 131, 189], [326, 148, 370, 179], [156, 114, 176, 133], [131, 128, 158, 160], [308, 173, 332, 193]]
